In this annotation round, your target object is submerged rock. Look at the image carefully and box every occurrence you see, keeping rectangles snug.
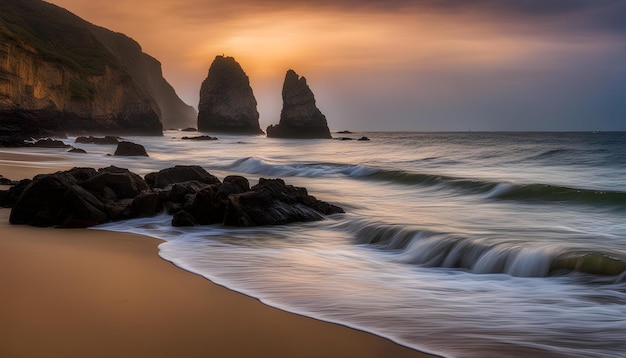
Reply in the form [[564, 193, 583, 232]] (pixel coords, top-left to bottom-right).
[[181, 135, 218, 141], [75, 136, 119, 145], [197, 56, 263, 134], [266, 70, 331, 139], [68, 147, 87, 154], [32, 138, 71, 148]]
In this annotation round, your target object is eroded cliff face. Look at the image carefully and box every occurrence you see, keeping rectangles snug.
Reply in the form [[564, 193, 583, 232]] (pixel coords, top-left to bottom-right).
[[266, 69, 331, 139], [0, 40, 161, 134], [197, 56, 263, 134], [0, 0, 193, 137], [90, 27, 197, 129]]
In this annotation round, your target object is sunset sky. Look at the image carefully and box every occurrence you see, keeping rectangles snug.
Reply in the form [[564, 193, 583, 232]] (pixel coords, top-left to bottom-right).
[[48, 0, 626, 131]]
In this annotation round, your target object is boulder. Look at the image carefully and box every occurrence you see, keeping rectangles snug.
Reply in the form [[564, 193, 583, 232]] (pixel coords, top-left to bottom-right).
[[357, 136, 370, 141], [197, 56, 264, 134], [187, 186, 224, 225], [159, 180, 208, 215], [66, 167, 98, 182], [223, 178, 344, 227], [68, 147, 87, 154], [152, 165, 220, 189], [114, 141, 149, 157], [58, 185, 109, 228], [172, 210, 196, 227], [181, 127, 198, 132], [223, 175, 250, 192], [83, 166, 149, 200], [0, 175, 12, 185], [266, 70, 332, 139], [9, 172, 108, 227], [131, 191, 162, 217], [144, 171, 158, 188], [0, 179, 32, 208]]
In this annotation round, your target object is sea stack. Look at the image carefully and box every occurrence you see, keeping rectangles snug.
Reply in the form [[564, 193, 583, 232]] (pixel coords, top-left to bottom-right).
[[197, 56, 263, 134], [266, 70, 331, 139]]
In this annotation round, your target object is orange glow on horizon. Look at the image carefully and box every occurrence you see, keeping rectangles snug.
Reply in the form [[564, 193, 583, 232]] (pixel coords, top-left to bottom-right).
[[42, 0, 623, 132]]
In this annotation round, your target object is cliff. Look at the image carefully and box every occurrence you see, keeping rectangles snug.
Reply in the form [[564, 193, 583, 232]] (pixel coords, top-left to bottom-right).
[[266, 70, 331, 139], [0, 0, 195, 138], [197, 56, 263, 134], [90, 27, 197, 129]]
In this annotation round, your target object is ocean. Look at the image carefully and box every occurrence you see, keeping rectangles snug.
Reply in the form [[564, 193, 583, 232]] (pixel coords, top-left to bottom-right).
[[12, 131, 626, 357]]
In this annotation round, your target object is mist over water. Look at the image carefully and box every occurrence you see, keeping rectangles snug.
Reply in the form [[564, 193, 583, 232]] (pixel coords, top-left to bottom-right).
[[10, 131, 626, 357]]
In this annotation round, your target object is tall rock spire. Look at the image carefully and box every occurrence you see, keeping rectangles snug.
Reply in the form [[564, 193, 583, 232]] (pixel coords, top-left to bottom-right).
[[197, 56, 263, 134], [266, 70, 331, 139]]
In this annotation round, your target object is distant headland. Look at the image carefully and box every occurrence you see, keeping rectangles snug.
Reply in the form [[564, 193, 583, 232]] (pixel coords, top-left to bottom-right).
[[0, 0, 195, 141]]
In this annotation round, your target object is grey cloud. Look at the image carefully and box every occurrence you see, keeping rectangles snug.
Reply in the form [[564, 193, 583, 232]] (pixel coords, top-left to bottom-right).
[[175, 0, 626, 36]]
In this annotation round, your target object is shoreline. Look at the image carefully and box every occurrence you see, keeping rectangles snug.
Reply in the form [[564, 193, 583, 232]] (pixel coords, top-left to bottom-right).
[[0, 152, 436, 358]]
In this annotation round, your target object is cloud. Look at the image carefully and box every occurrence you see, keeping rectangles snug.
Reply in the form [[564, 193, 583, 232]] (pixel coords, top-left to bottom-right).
[[156, 0, 626, 35], [47, 0, 626, 130]]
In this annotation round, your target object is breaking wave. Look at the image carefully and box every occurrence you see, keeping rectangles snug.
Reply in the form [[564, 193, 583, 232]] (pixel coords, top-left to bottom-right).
[[228, 157, 626, 208], [337, 218, 626, 280]]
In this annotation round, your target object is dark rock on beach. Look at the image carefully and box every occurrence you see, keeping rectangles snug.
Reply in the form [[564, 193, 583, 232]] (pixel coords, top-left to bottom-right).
[[150, 165, 220, 189], [357, 136, 370, 141], [114, 141, 149, 157], [0, 178, 31, 208], [0, 175, 12, 185], [68, 147, 87, 153], [82, 166, 149, 200], [197, 55, 263, 135], [9, 170, 101, 227], [6, 165, 344, 228], [266, 69, 332, 139]]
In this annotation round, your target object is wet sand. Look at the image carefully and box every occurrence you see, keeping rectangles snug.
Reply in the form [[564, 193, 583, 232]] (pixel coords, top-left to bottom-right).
[[0, 152, 435, 358]]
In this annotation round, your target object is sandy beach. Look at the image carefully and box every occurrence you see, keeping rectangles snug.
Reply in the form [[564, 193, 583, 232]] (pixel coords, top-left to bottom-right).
[[0, 151, 434, 358]]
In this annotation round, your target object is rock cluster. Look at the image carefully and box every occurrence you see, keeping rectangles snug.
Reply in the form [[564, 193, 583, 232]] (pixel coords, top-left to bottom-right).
[[197, 56, 263, 134], [266, 70, 331, 139], [3, 166, 344, 228]]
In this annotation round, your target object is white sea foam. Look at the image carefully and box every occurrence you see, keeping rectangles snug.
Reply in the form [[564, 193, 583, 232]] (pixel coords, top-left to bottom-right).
[[70, 131, 626, 357]]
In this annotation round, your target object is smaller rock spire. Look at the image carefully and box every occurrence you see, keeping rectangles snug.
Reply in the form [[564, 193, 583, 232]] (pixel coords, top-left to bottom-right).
[[266, 70, 331, 139]]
